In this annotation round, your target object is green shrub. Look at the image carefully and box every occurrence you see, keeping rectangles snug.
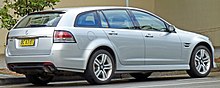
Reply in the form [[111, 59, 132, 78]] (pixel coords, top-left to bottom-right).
[[0, 0, 60, 30]]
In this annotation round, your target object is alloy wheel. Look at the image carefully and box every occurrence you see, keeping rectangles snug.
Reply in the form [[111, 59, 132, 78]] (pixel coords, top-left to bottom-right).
[[194, 49, 211, 74], [93, 54, 113, 81]]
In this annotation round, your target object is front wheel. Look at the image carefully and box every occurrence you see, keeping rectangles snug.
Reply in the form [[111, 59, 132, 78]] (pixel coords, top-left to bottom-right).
[[187, 45, 212, 78], [84, 50, 115, 84]]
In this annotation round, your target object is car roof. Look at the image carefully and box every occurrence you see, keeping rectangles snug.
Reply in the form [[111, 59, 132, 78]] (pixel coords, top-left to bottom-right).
[[28, 6, 172, 26], [43, 6, 145, 13], [29, 6, 145, 15]]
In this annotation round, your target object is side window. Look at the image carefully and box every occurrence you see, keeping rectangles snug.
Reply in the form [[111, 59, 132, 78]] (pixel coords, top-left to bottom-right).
[[75, 11, 99, 27], [102, 10, 134, 29], [97, 11, 109, 28], [131, 10, 167, 32]]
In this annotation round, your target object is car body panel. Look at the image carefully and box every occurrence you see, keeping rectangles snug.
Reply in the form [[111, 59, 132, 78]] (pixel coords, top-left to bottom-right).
[[7, 27, 54, 56], [175, 29, 216, 67], [103, 29, 145, 65], [142, 31, 183, 65]]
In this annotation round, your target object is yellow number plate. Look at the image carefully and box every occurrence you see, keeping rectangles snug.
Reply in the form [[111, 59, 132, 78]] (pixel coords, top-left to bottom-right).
[[20, 39, 35, 47]]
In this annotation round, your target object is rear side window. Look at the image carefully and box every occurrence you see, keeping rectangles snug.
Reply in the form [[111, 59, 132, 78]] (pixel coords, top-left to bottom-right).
[[75, 11, 99, 27], [102, 10, 134, 29], [15, 12, 64, 28]]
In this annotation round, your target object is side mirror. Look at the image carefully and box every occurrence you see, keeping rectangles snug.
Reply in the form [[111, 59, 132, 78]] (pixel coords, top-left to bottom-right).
[[168, 25, 175, 33]]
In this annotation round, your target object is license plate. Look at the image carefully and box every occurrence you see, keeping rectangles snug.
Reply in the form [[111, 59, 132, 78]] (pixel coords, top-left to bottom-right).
[[20, 39, 35, 47]]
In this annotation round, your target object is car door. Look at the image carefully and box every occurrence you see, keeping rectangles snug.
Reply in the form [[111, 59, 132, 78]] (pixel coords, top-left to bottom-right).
[[130, 10, 183, 65], [100, 10, 145, 65]]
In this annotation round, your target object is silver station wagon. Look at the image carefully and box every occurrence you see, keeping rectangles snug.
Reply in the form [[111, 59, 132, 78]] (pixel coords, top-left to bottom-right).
[[5, 7, 216, 85]]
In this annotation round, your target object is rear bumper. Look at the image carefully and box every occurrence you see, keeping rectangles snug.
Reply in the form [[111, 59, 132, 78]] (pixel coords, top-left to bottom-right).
[[7, 62, 56, 75], [5, 43, 93, 73]]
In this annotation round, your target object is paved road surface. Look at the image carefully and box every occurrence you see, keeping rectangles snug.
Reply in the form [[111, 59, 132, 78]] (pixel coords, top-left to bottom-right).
[[1, 72, 220, 88]]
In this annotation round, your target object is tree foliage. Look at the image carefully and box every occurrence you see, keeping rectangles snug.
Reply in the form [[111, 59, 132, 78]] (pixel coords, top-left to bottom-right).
[[0, 0, 60, 30]]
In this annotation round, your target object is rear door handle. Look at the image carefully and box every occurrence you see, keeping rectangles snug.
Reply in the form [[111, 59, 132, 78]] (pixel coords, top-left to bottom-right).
[[108, 31, 118, 35]]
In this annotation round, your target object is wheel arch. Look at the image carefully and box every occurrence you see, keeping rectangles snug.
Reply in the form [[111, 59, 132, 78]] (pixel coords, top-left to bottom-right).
[[85, 45, 117, 70], [191, 42, 214, 68]]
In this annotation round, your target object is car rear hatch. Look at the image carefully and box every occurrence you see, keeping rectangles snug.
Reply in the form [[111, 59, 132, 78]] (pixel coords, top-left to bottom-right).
[[7, 27, 55, 56], [7, 11, 65, 56]]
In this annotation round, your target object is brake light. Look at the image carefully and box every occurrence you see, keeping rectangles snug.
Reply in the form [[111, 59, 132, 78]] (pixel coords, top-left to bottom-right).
[[53, 30, 76, 43]]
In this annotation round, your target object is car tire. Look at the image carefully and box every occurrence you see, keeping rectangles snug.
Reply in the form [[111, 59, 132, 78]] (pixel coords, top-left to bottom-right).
[[25, 75, 53, 85], [85, 49, 115, 84], [186, 45, 212, 78], [130, 72, 152, 80]]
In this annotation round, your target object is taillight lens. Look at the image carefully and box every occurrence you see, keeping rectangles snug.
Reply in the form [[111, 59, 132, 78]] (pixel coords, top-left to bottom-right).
[[53, 30, 76, 43]]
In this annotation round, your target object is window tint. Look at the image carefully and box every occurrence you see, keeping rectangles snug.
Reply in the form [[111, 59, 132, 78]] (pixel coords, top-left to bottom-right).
[[97, 11, 109, 28], [75, 11, 99, 27], [131, 10, 167, 32], [102, 10, 134, 29], [15, 13, 63, 28]]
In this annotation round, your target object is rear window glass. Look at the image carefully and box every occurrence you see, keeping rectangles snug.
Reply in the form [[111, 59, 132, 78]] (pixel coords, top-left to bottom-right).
[[14, 12, 64, 29]]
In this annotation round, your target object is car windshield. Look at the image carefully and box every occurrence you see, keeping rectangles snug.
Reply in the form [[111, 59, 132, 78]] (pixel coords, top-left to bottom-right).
[[14, 12, 64, 29]]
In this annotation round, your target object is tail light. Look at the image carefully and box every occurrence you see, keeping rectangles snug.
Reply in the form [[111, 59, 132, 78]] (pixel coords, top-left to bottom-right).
[[53, 30, 76, 43]]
